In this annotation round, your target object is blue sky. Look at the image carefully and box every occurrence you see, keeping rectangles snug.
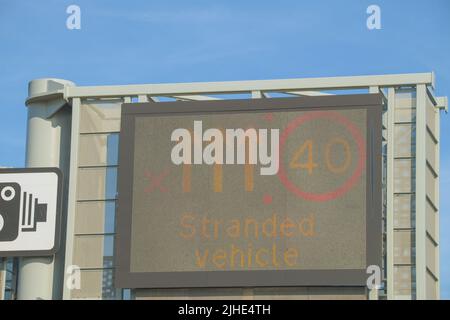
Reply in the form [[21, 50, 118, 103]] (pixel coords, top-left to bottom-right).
[[0, 0, 449, 298]]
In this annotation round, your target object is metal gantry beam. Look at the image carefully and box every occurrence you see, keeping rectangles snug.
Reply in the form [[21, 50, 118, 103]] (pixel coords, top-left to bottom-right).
[[25, 73, 436, 105], [63, 73, 435, 100], [171, 95, 221, 101], [286, 90, 333, 96]]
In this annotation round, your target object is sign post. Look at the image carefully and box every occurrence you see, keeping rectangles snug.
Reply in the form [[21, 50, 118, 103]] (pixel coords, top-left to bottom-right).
[[0, 258, 5, 300]]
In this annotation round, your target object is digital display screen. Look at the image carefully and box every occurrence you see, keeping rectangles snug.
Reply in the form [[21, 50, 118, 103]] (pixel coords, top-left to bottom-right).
[[115, 95, 382, 288]]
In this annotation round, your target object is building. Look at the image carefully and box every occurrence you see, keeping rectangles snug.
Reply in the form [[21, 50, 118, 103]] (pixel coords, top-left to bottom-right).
[[2, 73, 447, 300]]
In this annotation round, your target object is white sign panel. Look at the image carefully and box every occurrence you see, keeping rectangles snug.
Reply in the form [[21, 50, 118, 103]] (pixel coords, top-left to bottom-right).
[[0, 168, 62, 257]]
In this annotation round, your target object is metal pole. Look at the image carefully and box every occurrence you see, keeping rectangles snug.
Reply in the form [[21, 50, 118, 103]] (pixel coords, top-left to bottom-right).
[[16, 78, 73, 300], [386, 88, 395, 299], [0, 258, 5, 300], [415, 84, 427, 300], [369, 86, 380, 300], [434, 103, 440, 300], [62, 97, 81, 300]]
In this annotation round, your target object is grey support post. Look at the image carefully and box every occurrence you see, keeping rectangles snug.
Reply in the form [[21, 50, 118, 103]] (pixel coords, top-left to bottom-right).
[[0, 258, 5, 299], [17, 79, 73, 300]]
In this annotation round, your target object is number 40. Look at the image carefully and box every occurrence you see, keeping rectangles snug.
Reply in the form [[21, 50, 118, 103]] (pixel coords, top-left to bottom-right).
[[289, 138, 351, 175]]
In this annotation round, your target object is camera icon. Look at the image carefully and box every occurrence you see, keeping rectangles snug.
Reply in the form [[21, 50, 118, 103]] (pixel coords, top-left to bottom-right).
[[0, 182, 48, 242]]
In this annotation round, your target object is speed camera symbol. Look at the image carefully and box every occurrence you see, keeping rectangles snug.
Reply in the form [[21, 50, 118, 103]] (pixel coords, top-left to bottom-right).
[[0, 183, 48, 242]]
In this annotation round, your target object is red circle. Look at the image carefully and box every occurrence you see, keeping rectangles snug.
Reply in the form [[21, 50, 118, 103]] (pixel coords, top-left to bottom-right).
[[277, 111, 366, 202]]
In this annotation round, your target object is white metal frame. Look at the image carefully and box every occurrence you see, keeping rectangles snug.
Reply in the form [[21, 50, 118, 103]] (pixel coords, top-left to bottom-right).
[[62, 98, 81, 300], [27, 73, 443, 105], [416, 84, 428, 299], [386, 88, 396, 299]]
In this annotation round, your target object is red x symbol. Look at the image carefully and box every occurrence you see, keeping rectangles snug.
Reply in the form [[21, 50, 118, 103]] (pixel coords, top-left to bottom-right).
[[144, 168, 170, 193]]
